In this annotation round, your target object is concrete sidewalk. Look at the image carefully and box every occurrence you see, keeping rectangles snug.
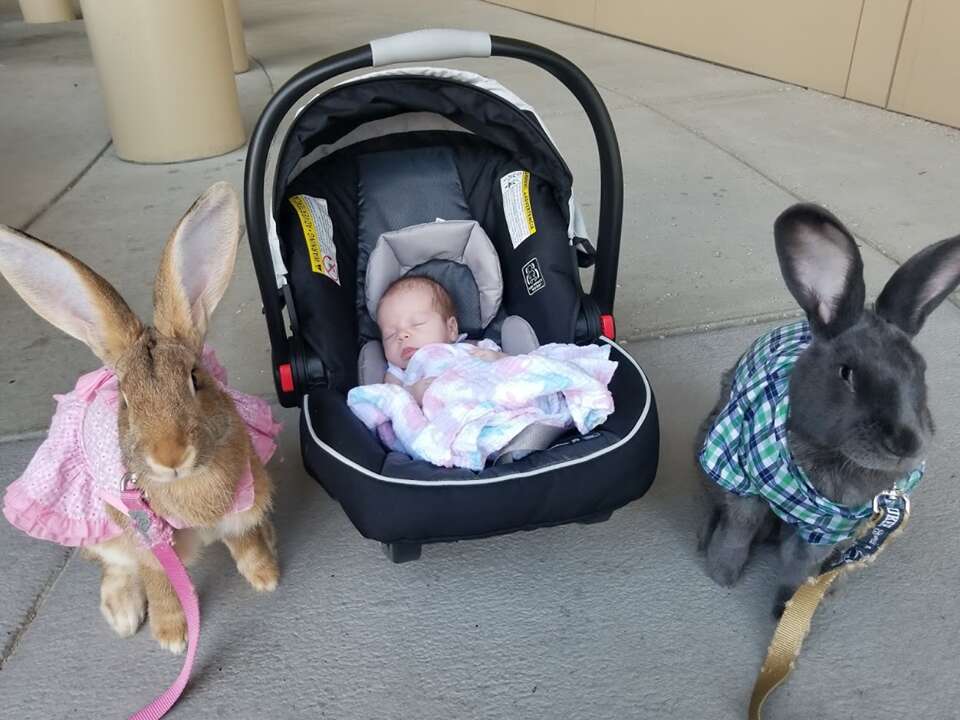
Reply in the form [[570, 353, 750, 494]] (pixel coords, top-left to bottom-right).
[[1, 1, 958, 718]]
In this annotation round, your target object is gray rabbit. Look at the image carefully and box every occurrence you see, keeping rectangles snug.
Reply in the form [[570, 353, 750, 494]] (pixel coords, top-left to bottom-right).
[[696, 203, 960, 615]]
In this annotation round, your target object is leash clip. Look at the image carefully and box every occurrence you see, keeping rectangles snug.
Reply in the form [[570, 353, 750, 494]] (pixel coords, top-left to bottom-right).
[[873, 488, 910, 518], [118, 472, 169, 547], [119, 471, 137, 493]]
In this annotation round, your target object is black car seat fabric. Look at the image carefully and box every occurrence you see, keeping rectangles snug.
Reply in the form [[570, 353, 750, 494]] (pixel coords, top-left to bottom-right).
[[356, 147, 474, 341], [276, 131, 585, 395]]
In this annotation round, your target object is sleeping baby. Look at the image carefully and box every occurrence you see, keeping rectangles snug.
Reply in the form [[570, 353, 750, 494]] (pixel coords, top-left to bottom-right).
[[376, 275, 502, 404], [347, 276, 617, 470]]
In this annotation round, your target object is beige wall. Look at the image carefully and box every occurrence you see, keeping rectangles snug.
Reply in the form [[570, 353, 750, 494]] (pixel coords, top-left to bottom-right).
[[487, 0, 960, 129], [846, 0, 911, 107], [593, 0, 862, 97], [888, 0, 960, 129]]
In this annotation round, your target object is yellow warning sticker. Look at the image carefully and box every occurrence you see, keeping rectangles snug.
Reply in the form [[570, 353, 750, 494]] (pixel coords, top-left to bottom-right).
[[500, 170, 537, 248], [521, 171, 536, 236], [289, 194, 340, 285]]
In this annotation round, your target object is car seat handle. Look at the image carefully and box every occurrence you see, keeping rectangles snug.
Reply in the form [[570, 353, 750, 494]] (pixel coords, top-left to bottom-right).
[[245, 32, 625, 403], [490, 36, 623, 315], [370, 29, 492, 66]]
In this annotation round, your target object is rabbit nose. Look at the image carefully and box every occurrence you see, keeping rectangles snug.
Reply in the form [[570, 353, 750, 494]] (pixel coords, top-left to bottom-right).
[[148, 438, 192, 472], [881, 425, 920, 458]]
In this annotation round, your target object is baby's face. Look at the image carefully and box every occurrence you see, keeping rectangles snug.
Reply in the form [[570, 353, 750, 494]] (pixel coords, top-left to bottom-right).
[[377, 286, 458, 369]]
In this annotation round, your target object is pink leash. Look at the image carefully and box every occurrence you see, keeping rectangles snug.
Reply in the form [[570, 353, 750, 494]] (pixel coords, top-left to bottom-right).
[[120, 473, 199, 720]]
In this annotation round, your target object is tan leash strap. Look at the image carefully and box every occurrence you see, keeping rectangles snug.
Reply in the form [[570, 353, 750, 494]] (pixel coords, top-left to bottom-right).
[[748, 569, 841, 720], [747, 490, 910, 720]]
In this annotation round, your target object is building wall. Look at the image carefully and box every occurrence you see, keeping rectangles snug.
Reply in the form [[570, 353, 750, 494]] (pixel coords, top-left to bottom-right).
[[487, 0, 960, 129]]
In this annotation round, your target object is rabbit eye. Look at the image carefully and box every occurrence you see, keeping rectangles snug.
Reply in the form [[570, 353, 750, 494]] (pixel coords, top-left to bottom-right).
[[190, 369, 200, 393], [839, 364, 854, 386]]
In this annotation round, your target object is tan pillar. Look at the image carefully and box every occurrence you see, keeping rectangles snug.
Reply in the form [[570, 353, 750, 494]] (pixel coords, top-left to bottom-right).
[[18, 0, 75, 23], [222, 0, 250, 74], [80, 0, 246, 163]]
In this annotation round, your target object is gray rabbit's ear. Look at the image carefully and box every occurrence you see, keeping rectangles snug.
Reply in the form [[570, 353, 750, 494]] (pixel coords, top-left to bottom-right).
[[875, 234, 960, 337], [774, 203, 865, 338]]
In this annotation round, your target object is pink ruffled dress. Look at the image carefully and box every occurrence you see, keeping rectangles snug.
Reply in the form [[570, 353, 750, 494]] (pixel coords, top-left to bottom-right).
[[3, 348, 282, 547]]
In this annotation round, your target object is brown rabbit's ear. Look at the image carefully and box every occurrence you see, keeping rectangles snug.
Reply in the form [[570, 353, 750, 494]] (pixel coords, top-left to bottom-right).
[[154, 182, 241, 350], [0, 226, 142, 366]]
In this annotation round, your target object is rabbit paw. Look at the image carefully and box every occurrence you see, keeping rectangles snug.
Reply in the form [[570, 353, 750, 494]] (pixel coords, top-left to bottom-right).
[[705, 542, 749, 587], [697, 507, 721, 553], [225, 523, 279, 592], [151, 611, 187, 655], [100, 570, 146, 638], [241, 556, 279, 593], [773, 586, 795, 619]]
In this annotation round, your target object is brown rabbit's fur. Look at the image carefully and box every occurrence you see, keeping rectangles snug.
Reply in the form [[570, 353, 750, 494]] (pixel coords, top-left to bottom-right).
[[0, 182, 278, 654], [84, 332, 279, 653]]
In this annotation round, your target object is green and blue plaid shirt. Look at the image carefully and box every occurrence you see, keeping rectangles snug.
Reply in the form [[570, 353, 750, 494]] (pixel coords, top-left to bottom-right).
[[699, 320, 924, 545]]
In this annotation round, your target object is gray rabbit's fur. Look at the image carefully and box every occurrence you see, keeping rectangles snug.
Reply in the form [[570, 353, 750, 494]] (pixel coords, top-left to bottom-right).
[[697, 203, 960, 615]]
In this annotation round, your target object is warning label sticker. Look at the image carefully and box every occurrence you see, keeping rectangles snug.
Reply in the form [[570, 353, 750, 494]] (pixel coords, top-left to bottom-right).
[[289, 194, 340, 285], [500, 170, 537, 249]]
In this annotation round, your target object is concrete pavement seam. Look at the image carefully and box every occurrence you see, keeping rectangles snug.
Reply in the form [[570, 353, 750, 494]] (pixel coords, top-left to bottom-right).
[[0, 547, 75, 670], [251, 55, 276, 95], [595, 82, 904, 263], [20, 140, 112, 232], [0, 57, 275, 441], [0, 429, 45, 445], [0, 134, 111, 665], [594, 82, 960, 313], [619, 308, 805, 344], [594, 80, 782, 109]]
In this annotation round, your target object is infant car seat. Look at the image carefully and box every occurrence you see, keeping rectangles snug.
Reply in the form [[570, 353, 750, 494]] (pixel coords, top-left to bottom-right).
[[244, 29, 660, 562]]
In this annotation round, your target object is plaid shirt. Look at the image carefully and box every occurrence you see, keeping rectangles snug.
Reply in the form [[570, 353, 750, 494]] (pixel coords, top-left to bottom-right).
[[699, 320, 924, 545]]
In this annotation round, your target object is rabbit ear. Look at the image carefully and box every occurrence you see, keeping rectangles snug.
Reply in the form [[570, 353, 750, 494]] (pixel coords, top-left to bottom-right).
[[875, 234, 960, 337], [774, 203, 866, 338], [0, 226, 142, 366], [153, 182, 241, 350]]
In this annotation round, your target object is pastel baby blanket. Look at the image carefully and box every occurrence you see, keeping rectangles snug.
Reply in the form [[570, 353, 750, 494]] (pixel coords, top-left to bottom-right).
[[347, 341, 617, 470]]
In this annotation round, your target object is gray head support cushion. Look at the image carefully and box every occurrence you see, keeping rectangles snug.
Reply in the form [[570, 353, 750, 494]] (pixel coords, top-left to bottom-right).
[[365, 220, 503, 335]]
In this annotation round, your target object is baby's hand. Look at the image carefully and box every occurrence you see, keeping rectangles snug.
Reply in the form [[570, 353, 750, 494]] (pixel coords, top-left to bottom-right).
[[385, 372, 433, 405], [409, 377, 435, 405], [470, 348, 504, 362]]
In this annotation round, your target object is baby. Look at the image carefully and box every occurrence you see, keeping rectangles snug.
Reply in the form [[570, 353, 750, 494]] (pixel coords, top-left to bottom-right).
[[352, 275, 617, 469], [376, 276, 500, 404]]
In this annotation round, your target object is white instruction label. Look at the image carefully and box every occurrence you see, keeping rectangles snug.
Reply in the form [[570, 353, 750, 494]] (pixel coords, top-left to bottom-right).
[[288, 194, 340, 285], [500, 170, 537, 249]]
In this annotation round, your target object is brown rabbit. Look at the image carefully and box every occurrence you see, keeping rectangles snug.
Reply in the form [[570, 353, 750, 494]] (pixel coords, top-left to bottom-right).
[[0, 182, 279, 653]]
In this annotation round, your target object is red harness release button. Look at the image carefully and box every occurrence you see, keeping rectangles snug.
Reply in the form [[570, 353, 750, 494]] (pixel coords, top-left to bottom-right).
[[600, 314, 616, 340], [278, 363, 295, 393]]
